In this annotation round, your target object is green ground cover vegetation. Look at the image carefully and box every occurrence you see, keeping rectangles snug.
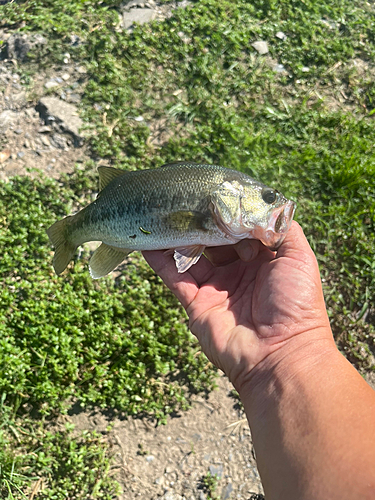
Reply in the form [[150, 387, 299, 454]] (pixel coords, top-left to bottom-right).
[[0, 0, 374, 497]]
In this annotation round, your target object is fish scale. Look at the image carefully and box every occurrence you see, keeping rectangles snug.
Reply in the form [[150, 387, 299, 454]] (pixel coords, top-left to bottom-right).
[[47, 162, 296, 278]]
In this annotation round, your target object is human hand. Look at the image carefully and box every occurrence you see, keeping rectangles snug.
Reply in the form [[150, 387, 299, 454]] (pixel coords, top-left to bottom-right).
[[143, 222, 333, 392]]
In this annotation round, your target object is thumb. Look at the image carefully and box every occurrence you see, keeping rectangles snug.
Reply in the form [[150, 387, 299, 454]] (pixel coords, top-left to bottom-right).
[[276, 221, 316, 265]]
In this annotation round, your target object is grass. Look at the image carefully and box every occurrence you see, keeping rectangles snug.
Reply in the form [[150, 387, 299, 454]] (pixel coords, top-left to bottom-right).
[[0, 399, 119, 499], [0, 0, 374, 497]]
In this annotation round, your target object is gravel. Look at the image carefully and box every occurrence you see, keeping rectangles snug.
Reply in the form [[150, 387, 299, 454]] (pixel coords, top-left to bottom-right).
[[251, 41, 269, 55]]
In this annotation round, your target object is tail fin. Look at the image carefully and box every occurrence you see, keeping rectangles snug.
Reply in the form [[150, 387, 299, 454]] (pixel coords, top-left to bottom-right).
[[46, 217, 76, 275]]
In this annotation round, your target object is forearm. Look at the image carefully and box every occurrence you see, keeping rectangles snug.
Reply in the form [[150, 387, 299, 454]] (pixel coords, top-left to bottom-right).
[[238, 332, 375, 500]]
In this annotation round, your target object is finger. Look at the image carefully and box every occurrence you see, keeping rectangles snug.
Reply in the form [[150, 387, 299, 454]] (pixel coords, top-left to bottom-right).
[[274, 222, 329, 324], [204, 245, 239, 266], [276, 221, 318, 268], [205, 239, 266, 266], [233, 239, 265, 262], [185, 252, 216, 284], [142, 250, 206, 310]]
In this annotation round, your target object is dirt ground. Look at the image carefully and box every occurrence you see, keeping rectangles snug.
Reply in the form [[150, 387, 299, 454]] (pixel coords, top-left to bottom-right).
[[67, 375, 264, 500]]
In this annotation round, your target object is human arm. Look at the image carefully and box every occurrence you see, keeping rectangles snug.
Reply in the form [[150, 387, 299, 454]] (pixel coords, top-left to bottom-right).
[[143, 222, 375, 499]]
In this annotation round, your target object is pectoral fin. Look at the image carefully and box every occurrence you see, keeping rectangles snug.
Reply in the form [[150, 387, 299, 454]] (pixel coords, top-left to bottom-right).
[[173, 245, 205, 273], [89, 243, 131, 279]]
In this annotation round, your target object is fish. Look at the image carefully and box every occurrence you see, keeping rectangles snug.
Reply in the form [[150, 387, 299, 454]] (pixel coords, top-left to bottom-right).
[[46, 162, 296, 278]]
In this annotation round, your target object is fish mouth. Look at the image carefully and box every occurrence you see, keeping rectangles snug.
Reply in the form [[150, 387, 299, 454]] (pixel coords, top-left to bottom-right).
[[274, 201, 296, 234], [254, 200, 296, 250]]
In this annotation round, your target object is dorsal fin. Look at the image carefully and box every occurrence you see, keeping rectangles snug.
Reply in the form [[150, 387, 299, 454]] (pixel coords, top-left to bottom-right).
[[98, 166, 126, 191], [160, 161, 199, 168]]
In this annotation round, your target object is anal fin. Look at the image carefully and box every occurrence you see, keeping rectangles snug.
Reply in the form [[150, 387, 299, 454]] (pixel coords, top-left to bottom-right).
[[89, 243, 131, 279], [173, 245, 205, 273]]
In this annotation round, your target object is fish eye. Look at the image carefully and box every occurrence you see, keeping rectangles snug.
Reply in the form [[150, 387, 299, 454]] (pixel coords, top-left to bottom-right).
[[262, 188, 277, 204]]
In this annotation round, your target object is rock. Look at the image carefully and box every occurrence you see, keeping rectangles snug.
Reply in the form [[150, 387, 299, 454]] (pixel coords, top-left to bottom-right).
[[222, 483, 233, 499], [36, 97, 83, 145], [15, 129, 23, 134], [122, 0, 149, 10], [273, 63, 286, 73], [40, 135, 51, 147], [17, 151, 25, 159], [25, 108, 37, 119], [50, 133, 68, 149], [251, 41, 268, 55], [301, 66, 310, 72], [0, 148, 11, 164], [209, 464, 223, 479], [39, 126, 52, 133], [6, 33, 47, 62], [0, 110, 18, 131], [67, 93, 81, 104], [146, 455, 155, 463], [251, 41, 269, 55], [275, 31, 287, 40], [76, 66, 87, 74], [45, 80, 59, 89], [122, 8, 157, 30], [161, 493, 183, 500], [61, 73, 70, 81], [12, 91, 27, 105]]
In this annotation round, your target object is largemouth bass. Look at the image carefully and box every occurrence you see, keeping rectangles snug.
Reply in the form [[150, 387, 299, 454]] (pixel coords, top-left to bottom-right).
[[47, 162, 296, 278]]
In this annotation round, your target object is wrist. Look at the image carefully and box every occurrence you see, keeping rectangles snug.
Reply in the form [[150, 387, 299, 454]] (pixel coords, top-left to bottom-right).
[[233, 331, 375, 500], [235, 328, 338, 403]]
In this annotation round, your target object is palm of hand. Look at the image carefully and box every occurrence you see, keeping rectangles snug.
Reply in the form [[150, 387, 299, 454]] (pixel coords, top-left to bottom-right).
[[143, 223, 329, 387]]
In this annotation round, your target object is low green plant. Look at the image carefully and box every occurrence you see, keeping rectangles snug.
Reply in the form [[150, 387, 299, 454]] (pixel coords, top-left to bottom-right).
[[0, 400, 119, 499], [199, 472, 220, 500], [0, 172, 216, 419]]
